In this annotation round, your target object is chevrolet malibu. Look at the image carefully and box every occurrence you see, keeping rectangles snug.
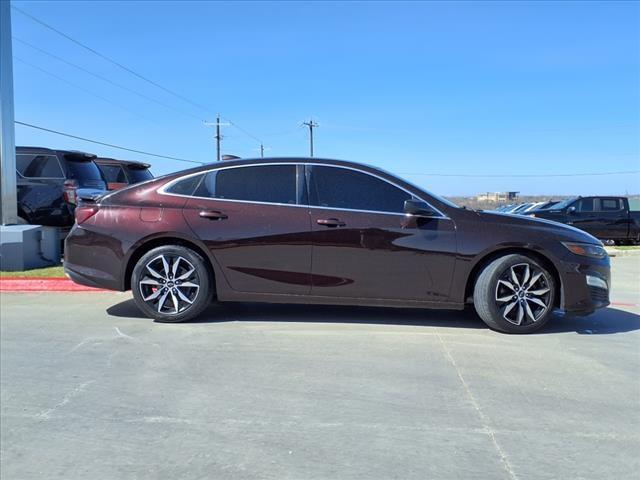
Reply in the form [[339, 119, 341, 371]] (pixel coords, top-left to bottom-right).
[[64, 158, 611, 333]]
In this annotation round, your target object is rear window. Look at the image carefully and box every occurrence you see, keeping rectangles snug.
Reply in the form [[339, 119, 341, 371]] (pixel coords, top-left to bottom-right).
[[126, 167, 153, 183], [16, 154, 64, 178], [66, 160, 105, 182], [98, 164, 127, 183]]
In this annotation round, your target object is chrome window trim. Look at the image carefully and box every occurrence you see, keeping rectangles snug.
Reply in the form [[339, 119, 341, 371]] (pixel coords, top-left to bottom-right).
[[15, 153, 65, 180], [158, 162, 450, 219]]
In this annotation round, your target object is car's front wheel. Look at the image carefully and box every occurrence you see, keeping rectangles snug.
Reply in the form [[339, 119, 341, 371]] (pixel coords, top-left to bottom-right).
[[131, 245, 213, 323], [473, 254, 556, 333]]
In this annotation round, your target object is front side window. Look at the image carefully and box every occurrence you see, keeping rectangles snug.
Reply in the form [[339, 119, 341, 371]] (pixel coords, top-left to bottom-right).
[[599, 198, 622, 211], [16, 154, 64, 178], [99, 164, 127, 183], [195, 165, 297, 204], [309, 166, 412, 213], [577, 198, 594, 212]]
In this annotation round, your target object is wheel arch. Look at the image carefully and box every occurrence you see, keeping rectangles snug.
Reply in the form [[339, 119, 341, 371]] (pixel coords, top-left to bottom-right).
[[123, 235, 217, 297], [464, 247, 562, 309]]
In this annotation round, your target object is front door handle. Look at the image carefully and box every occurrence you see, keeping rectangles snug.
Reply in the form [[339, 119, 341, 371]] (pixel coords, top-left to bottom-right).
[[199, 210, 228, 221], [317, 218, 346, 228]]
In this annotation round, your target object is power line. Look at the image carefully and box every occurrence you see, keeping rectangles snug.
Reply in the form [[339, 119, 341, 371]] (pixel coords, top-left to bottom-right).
[[12, 4, 212, 115], [15, 121, 205, 164], [13, 37, 204, 122], [13, 5, 267, 146], [14, 56, 159, 125], [398, 171, 640, 178]]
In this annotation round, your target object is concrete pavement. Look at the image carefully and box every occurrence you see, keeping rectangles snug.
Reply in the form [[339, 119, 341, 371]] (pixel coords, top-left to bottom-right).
[[1, 257, 639, 479]]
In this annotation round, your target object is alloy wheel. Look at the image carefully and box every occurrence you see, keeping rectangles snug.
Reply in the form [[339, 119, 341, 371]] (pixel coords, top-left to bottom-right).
[[494, 263, 551, 326], [138, 254, 200, 315]]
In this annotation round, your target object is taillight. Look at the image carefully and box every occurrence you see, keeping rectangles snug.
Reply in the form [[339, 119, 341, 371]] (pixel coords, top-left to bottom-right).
[[75, 206, 99, 224], [63, 179, 78, 205]]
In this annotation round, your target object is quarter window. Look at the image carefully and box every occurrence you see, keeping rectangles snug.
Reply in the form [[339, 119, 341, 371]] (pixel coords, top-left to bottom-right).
[[196, 165, 297, 204], [308, 166, 412, 213], [16, 154, 64, 178], [166, 174, 205, 196]]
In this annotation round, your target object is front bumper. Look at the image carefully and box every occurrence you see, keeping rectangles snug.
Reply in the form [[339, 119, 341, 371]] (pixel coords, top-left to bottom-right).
[[559, 254, 611, 316]]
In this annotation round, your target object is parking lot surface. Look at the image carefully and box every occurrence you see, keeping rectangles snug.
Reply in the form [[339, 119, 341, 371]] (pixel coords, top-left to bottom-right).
[[1, 257, 639, 480]]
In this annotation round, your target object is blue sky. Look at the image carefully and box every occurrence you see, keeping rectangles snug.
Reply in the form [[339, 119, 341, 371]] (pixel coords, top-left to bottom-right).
[[11, 0, 640, 196]]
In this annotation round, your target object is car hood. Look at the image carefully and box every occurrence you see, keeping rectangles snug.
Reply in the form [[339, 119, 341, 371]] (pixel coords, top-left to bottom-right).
[[474, 210, 602, 245]]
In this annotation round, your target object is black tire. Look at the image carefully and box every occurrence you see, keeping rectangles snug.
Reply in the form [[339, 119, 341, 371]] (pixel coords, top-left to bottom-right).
[[131, 245, 213, 323], [473, 254, 556, 334]]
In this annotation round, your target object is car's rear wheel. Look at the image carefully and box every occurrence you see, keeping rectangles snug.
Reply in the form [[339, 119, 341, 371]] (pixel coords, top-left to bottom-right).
[[473, 254, 556, 333], [131, 245, 213, 323]]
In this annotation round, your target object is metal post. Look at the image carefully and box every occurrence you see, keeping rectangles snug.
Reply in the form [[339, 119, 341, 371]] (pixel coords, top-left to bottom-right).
[[302, 119, 318, 158], [215, 113, 221, 162], [0, 0, 17, 225]]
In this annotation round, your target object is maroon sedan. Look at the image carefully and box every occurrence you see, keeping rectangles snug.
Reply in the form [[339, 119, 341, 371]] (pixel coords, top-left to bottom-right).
[[65, 158, 610, 333]]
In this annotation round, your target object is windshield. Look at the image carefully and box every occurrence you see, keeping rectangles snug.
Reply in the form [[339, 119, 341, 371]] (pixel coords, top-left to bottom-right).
[[548, 197, 577, 210]]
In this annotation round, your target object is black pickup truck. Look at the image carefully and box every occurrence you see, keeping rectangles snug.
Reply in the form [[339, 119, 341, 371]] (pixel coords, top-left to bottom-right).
[[529, 196, 640, 244]]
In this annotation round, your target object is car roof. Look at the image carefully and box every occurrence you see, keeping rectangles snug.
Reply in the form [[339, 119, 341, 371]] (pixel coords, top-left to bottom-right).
[[17, 146, 97, 160]]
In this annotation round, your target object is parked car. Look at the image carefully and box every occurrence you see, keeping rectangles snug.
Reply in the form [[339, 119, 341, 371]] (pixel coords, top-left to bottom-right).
[[95, 158, 153, 190], [65, 158, 610, 333], [529, 196, 640, 244], [16, 146, 107, 232]]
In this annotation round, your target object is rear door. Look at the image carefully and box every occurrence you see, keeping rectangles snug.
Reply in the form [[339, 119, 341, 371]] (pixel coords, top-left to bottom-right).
[[595, 198, 629, 239], [306, 165, 457, 302], [180, 163, 313, 295]]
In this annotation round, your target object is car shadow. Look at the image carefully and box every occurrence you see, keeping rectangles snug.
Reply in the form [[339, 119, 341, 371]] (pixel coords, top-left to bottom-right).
[[106, 299, 640, 335]]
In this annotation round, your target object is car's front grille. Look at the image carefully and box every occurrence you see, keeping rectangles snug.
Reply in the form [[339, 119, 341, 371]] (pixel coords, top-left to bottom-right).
[[589, 286, 609, 304]]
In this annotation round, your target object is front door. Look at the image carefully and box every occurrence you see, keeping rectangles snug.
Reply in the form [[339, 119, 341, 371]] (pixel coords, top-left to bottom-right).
[[306, 165, 457, 302], [181, 164, 312, 295]]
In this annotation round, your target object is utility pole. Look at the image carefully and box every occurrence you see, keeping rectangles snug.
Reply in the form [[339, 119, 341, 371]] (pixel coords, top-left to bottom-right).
[[302, 119, 318, 157], [0, 0, 17, 225], [204, 115, 229, 162], [260, 143, 264, 158]]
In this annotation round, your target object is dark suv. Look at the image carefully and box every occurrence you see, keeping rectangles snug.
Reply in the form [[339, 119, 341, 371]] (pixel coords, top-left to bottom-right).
[[95, 158, 153, 191], [16, 146, 107, 231]]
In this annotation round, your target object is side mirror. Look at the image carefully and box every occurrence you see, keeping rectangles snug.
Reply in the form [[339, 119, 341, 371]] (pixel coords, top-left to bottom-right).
[[404, 199, 438, 217], [567, 206, 576, 215]]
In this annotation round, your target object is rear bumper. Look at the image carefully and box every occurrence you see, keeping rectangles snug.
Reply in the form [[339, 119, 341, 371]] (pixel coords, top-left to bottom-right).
[[558, 255, 611, 316], [64, 224, 125, 291]]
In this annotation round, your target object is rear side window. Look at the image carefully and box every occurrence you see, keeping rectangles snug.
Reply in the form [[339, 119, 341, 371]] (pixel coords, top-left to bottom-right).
[[65, 160, 104, 182], [16, 154, 64, 178], [197, 165, 297, 204], [309, 166, 412, 213], [99, 164, 127, 183], [599, 199, 622, 211]]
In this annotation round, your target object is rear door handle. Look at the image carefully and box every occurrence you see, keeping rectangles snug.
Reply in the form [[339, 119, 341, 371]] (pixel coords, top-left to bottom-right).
[[199, 210, 228, 221], [317, 218, 346, 227]]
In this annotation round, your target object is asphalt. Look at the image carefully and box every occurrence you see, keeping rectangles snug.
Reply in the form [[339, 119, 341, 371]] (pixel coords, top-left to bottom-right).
[[1, 257, 639, 480]]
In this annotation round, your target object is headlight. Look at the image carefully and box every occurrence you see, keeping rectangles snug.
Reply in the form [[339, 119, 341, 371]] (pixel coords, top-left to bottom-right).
[[562, 242, 607, 259]]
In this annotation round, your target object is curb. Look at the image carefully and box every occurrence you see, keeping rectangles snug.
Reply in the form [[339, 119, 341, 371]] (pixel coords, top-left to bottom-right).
[[0, 277, 107, 292], [605, 248, 640, 258]]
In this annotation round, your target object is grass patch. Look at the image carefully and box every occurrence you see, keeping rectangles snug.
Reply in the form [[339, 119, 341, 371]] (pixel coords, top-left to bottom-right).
[[0, 265, 65, 278], [613, 246, 640, 250]]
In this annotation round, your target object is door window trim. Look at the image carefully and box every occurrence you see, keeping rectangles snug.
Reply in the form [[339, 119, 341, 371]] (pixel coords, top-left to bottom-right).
[[158, 162, 449, 219], [15, 153, 65, 180]]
